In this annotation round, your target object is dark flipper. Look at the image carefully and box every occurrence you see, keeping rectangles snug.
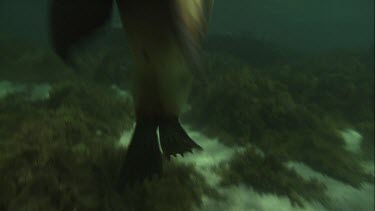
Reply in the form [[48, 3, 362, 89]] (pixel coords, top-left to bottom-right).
[[49, 0, 113, 62], [159, 117, 202, 159], [119, 117, 162, 186]]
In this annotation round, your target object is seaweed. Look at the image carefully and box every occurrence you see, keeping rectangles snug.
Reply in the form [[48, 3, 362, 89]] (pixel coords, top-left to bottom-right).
[[356, 121, 375, 160], [185, 50, 374, 188], [47, 80, 135, 138], [1, 31, 373, 210], [120, 162, 218, 211], [218, 147, 329, 207], [263, 51, 374, 125], [0, 81, 216, 211]]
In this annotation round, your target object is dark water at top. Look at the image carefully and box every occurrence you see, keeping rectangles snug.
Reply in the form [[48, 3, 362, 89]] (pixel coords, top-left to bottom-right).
[[0, 0, 373, 50]]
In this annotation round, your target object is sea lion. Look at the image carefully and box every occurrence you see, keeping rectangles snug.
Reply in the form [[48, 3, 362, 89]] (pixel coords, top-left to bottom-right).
[[49, 0, 214, 185]]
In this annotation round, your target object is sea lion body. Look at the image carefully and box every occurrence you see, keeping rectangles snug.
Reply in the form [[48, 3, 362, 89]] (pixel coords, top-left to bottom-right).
[[117, 0, 192, 117], [49, 0, 214, 184]]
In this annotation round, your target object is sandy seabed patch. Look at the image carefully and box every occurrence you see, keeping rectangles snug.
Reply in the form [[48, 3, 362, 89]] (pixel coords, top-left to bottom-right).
[[119, 126, 374, 211]]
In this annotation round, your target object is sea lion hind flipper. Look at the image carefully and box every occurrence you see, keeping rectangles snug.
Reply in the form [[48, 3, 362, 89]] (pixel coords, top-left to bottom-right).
[[159, 117, 202, 159], [49, 0, 114, 63], [119, 118, 162, 187]]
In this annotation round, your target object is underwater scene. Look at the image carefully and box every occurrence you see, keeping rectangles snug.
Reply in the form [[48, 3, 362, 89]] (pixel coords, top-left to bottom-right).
[[0, 0, 374, 210]]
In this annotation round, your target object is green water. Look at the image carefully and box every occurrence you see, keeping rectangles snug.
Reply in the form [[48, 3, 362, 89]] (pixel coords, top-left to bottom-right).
[[0, 1, 374, 211]]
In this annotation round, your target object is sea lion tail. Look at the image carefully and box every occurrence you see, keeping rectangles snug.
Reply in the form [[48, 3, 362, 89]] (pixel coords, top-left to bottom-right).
[[119, 116, 162, 186], [159, 116, 202, 160]]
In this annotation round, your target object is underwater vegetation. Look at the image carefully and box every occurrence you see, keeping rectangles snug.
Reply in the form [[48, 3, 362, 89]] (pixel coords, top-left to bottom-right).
[[261, 49, 374, 162], [217, 147, 328, 207], [0, 32, 374, 210], [185, 36, 374, 205], [0, 81, 215, 211]]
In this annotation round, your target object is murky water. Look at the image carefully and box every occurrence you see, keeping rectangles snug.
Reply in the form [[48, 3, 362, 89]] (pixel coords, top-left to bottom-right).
[[0, 1, 374, 210]]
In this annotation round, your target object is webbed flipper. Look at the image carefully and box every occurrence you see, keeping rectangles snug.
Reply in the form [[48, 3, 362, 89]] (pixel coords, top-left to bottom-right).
[[119, 116, 163, 186], [159, 117, 202, 159], [49, 0, 114, 63]]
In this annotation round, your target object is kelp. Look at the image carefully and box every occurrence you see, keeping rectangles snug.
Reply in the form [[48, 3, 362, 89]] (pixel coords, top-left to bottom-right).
[[186, 47, 374, 189], [0, 32, 373, 209], [218, 147, 329, 207], [0, 81, 215, 211]]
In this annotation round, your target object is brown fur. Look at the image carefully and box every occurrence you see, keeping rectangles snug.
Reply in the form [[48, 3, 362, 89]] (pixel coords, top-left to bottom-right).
[[116, 0, 212, 118]]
